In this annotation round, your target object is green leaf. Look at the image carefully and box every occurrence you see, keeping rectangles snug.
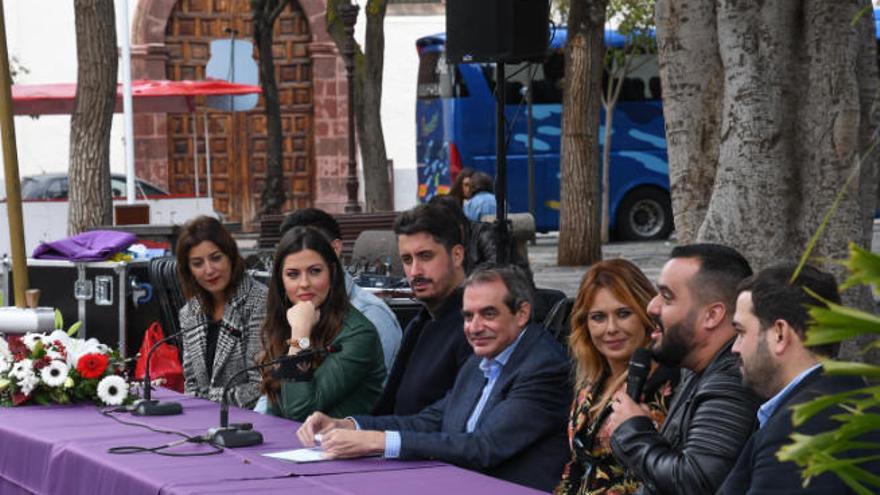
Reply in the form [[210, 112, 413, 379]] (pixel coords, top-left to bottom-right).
[[822, 360, 880, 378], [841, 243, 880, 294], [67, 321, 82, 337], [805, 304, 880, 345], [790, 386, 880, 425], [54, 309, 63, 330]]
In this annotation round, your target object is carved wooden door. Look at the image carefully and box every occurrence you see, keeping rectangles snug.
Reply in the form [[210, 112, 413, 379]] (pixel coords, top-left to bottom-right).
[[164, 0, 314, 228]]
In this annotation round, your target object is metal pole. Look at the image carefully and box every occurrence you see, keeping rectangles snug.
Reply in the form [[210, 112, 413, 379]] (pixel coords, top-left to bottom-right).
[[340, 4, 361, 213], [192, 114, 200, 197], [0, 0, 29, 307], [526, 76, 536, 246], [119, 0, 136, 204], [495, 62, 508, 265], [204, 112, 212, 198]]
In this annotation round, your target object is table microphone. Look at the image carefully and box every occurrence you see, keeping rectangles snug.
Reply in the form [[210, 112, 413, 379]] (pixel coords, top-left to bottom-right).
[[132, 321, 210, 416], [207, 344, 342, 448], [626, 347, 651, 402]]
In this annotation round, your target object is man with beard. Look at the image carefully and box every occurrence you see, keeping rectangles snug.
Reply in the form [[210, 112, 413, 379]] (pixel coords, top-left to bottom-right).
[[371, 203, 473, 415], [605, 244, 762, 495], [718, 264, 877, 494]]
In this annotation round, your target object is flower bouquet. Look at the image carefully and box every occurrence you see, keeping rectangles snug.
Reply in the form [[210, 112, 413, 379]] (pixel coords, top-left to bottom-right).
[[0, 328, 132, 407]]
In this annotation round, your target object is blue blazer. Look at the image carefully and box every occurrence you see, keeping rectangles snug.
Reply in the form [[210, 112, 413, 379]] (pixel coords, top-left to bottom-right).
[[355, 324, 571, 492], [718, 368, 877, 494]]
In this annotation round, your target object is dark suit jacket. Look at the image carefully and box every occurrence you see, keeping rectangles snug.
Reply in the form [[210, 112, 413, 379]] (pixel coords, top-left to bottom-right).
[[372, 288, 472, 415], [718, 368, 875, 495], [356, 324, 572, 492]]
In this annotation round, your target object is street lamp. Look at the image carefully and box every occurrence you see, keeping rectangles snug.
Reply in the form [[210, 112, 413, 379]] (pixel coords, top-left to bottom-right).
[[339, 3, 361, 213]]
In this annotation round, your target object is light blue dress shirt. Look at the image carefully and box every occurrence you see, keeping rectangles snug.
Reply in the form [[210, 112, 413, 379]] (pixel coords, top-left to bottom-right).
[[463, 191, 497, 222], [382, 328, 527, 458], [757, 363, 822, 428], [345, 273, 402, 377]]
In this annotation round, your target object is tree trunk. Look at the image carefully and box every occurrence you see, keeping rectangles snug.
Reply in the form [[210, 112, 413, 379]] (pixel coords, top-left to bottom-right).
[[328, 0, 393, 212], [356, 0, 392, 211], [253, 1, 287, 216], [68, 0, 117, 235], [656, 1, 879, 358], [654, 0, 723, 244], [558, 0, 606, 266]]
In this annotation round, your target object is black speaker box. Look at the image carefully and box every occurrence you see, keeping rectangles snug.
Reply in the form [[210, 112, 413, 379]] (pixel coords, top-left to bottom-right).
[[446, 0, 549, 64]]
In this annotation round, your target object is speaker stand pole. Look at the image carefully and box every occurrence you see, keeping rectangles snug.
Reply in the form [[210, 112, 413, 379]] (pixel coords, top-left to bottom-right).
[[494, 61, 509, 265]]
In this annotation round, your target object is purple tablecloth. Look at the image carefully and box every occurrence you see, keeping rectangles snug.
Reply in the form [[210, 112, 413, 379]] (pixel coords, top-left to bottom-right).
[[0, 388, 545, 495]]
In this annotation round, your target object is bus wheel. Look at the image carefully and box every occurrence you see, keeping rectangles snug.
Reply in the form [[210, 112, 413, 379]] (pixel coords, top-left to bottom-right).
[[615, 188, 673, 241]]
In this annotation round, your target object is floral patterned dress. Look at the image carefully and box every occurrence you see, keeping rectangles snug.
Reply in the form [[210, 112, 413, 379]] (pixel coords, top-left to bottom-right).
[[554, 366, 679, 495]]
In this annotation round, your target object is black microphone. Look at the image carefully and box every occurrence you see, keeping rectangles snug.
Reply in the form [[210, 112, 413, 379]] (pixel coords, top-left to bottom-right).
[[131, 321, 208, 416], [626, 347, 652, 402], [208, 344, 342, 448], [272, 344, 343, 380]]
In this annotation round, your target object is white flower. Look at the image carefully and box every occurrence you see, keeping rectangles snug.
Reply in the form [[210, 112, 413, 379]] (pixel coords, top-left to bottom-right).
[[22, 333, 47, 351], [40, 361, 69, 387], [17, 373, 39, 396], [96, 375, 128, 406], [0, 337, 11, 361], [47, 330, 72, 351], [46, 348, 65, 361], [10, 359, 34, 379], [0, 355, 10, 375]]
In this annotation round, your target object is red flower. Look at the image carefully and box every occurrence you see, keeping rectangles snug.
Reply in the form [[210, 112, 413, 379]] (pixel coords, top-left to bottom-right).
[[76, 353, 109, 379]]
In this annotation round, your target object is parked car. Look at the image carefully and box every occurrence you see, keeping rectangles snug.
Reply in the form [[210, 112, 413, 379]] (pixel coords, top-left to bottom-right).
[[20, 173, 170, 200]]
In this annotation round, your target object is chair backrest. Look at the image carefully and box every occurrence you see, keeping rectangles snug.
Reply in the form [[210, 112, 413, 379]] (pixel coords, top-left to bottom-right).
[[148, 256, 187, 336], [350, 230, 403, 277], [542, 296, 575, 349]]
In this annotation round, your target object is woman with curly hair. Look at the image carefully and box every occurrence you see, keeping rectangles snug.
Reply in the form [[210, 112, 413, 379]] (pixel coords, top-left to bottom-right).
[[556, 259, 679, 495], [258, 227, 385, 421]]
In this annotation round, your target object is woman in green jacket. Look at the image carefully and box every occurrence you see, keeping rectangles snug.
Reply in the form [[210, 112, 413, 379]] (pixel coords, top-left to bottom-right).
[[258, 226, 386, 421]]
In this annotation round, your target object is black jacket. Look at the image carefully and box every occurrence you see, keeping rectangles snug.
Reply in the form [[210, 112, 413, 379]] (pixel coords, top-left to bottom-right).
[[611, 340, 762, 495], [372, 288, 472, 415], [718, 368, 876, 494]]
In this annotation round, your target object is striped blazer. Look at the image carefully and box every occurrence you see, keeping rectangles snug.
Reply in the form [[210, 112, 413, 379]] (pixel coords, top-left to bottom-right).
[[179, 273, 267, 409]]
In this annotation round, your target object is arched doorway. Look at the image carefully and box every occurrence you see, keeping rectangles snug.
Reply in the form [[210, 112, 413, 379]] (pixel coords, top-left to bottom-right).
[[132, 0, 352, 225], [162, 1, 314, 227]]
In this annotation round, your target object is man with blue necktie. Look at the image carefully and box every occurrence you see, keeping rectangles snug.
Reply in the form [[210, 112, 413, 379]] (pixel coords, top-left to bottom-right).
[[297, 265, 571, 492]]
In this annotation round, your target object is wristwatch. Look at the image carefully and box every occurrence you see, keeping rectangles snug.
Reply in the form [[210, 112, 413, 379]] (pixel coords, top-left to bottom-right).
[[289, 336, 311, 350]]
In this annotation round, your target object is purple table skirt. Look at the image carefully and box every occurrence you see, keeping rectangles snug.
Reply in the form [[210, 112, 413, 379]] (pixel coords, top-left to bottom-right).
[[0, 388, 545, 495]]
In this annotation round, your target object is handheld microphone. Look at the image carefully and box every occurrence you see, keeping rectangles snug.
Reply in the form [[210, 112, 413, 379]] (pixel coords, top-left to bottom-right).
[[626, 347, 651, 402], [131, 321, 204, 416], [209, 343, 342, 448]]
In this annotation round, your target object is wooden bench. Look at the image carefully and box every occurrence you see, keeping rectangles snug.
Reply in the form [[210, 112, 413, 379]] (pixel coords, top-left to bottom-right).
[[257, 211, 399, 262]]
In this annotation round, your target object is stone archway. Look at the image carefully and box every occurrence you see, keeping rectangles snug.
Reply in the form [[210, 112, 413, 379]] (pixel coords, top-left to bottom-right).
[[131, 0, 353, 228]]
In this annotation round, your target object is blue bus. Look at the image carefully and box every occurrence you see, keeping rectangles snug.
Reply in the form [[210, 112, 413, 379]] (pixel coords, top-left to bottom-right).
[[415, 29, 672, 240]]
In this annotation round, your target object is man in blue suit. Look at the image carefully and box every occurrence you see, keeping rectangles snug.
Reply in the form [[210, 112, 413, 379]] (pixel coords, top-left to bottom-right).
[[297, 265, 571, 491], [718, 264, 877, 494]]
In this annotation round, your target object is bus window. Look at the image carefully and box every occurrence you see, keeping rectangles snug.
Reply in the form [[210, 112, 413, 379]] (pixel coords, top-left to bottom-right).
[[477, 52, 564, 105], [417, 51, 468, 99]]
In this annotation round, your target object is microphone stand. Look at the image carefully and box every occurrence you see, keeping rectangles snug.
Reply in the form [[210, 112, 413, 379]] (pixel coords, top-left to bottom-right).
[[208, 345, 340, 448], [131, 322, 203, 416]]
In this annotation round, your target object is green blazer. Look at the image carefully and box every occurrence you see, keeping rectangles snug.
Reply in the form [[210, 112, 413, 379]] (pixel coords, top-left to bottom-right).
[[270, 306, 386, 422]]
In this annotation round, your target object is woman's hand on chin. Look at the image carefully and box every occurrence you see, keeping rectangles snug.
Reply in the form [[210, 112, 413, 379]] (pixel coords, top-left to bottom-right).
[[287, 300, 318, 337]]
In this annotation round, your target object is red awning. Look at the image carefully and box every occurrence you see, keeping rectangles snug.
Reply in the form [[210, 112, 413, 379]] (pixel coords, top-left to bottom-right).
[[11, 80, 262, 115]]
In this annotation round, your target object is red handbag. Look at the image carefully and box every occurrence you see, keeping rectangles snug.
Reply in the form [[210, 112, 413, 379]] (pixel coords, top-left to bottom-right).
[[134, 322, 184, 393]]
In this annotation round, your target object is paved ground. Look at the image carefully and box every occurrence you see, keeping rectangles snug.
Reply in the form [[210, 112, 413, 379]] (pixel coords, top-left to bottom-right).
[[529, 233, 676, 297], [529, 220, 880, 297]]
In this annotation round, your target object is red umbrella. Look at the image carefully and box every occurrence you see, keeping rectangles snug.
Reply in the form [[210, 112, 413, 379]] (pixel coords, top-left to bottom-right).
[[11, 80, 261, 115]]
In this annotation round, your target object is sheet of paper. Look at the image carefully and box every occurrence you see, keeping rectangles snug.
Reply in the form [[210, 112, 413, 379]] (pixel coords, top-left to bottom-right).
[[263, 447, 327, 463]]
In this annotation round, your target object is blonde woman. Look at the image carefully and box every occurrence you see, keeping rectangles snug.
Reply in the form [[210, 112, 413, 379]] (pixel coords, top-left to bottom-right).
[[555, 259, 679, 495]]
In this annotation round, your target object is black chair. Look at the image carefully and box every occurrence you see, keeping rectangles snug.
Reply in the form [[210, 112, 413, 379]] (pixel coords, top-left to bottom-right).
[[542, 296, 575, 349], [148, 256, 186, 337], [532, 287, 567, 325]]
